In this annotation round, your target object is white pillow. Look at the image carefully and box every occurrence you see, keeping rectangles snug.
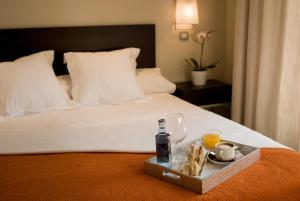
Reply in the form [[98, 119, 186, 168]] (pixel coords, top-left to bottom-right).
[[64, 48, 145, 105], [136, 68, 176, 94], [0, 51, 71, 117], [57, 68, 176, 98]]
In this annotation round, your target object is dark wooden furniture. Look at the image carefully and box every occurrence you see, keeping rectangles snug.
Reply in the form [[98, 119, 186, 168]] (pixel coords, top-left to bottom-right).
[[0, 24, 155, 75], [174, 80, 232, 118]]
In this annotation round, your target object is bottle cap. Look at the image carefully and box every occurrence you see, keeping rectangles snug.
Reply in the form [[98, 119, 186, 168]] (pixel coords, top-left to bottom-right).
[[158, 119, 165, 125], [158, 119, 165, 123]]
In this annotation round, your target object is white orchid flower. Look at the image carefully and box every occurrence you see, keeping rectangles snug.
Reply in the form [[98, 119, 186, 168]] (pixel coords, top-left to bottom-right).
[[188, 29, 219, 71], [196, 32, 208, 40]]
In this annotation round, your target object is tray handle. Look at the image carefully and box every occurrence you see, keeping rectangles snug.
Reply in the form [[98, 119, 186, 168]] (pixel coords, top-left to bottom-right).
[[162, 171, 181, 181]]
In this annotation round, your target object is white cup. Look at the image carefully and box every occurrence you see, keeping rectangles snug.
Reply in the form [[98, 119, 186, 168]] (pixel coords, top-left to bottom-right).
[[215, 142, 236, 161]]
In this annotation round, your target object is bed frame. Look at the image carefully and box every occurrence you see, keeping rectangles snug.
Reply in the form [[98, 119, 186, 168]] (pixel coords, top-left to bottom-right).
[[0, 24, 155, 75]]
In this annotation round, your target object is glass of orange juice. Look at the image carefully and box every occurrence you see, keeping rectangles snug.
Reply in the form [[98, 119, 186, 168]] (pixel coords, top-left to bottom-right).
[[202, 129, 222, 150]]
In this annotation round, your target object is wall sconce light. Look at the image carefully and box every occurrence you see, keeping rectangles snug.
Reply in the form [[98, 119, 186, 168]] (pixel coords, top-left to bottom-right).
[[175, 0, 199, 40]]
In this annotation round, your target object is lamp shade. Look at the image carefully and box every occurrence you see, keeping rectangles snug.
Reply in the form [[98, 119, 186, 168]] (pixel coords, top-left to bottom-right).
[[176, 0, 199, 29]]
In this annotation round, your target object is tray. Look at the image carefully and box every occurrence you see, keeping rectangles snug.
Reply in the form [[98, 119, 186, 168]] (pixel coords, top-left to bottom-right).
[[144, 139, 260, 194]]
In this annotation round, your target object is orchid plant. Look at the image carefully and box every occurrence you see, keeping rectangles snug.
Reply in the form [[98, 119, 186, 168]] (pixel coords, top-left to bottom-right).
[[185, 29, 220, 71]]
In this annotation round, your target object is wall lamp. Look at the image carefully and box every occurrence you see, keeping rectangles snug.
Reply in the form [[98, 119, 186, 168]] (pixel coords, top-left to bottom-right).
[[175, 0, 199, 40]]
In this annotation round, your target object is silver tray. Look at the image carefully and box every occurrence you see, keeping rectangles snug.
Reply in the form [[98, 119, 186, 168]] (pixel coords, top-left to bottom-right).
[[144, 139, 260, 194]]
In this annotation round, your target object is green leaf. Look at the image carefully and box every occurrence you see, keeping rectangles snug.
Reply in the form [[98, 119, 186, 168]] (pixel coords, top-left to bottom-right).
[[190, 58, 199, 68], [185, 59, 194, 67], [206, 60, 220, 68], [184, 59, 196, 71]]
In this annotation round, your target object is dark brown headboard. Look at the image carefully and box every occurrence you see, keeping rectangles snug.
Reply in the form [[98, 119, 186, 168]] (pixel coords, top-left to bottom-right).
[[0, 24, 155, 75]]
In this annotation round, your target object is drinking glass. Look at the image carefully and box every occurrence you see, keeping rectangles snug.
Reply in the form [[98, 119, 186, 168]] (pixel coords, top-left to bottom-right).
[[202, 129, 222, 151], [165, 113, 187, 168]]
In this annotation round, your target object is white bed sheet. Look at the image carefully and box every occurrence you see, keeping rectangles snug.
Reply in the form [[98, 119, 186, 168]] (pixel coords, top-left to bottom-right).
[[0, 94, 286, 154]]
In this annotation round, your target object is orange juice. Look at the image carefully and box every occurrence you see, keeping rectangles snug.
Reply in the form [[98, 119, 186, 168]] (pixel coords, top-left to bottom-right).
[[202, 133, 220, 150]]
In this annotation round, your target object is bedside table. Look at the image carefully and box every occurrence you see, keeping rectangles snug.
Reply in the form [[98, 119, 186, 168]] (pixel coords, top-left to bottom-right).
[[174, 80, 232, 118]]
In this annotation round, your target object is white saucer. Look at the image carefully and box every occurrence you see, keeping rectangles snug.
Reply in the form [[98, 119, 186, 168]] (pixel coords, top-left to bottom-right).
[[208, 152, 235, 166]]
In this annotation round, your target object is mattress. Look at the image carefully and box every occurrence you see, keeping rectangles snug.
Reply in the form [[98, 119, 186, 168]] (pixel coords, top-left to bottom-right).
[[1, 94, 296, 201], [0, 94, 285, 154]]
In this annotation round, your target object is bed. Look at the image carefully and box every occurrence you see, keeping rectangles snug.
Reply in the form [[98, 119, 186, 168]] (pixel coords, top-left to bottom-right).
[[0, 24, 299, 201]]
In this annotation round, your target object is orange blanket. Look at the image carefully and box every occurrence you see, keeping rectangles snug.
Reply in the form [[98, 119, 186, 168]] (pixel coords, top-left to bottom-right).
[[0, 148, 300, 201]]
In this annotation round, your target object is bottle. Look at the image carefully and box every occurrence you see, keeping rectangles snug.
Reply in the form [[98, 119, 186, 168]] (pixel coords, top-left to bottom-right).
[[155, 119, 170, 163]]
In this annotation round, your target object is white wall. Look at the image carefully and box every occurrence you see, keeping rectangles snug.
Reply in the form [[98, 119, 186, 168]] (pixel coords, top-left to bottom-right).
[[224, 0, 236, 84], [0, 0, 233, 83]]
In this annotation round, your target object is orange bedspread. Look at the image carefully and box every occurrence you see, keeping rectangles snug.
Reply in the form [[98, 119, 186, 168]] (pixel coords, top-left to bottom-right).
[[1, 148, 300, 201]]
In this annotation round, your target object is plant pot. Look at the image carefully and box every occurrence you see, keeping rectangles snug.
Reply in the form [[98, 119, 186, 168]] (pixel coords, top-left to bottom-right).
[[191, 71, 207, 86]]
